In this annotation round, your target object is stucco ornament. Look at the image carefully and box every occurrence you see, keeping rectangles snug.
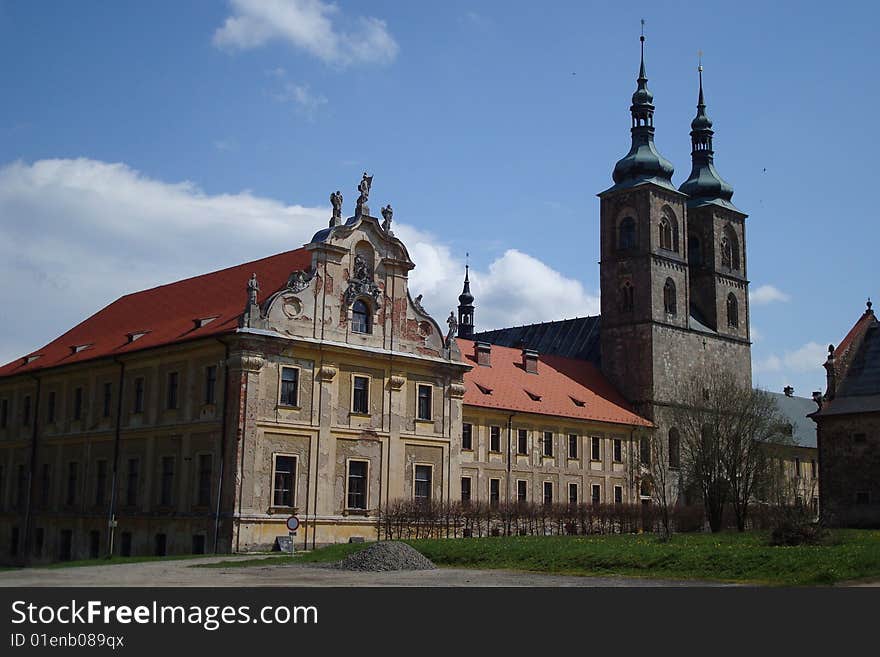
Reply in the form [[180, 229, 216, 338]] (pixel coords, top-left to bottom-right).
[[344, 254, 381, 307], [286, 269, 313, 293]]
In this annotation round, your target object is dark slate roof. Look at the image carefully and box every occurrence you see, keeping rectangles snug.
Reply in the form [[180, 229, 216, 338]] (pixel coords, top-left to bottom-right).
[[820, 323, 880, 416], [472, 316, 601, 364], [767, 392, 818, 448]]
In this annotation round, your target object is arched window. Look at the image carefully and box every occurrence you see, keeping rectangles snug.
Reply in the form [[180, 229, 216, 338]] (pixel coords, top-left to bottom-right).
[[668, 428, 680, 469], [721, 227, 741, 271], [659, 218, 673, 251], [688, 235, 702, 265], [663, 278, 677, 316], [352, 299, 372, 334], [618, 217, 636, 250], [620, 281, 634, 313], [727, 293, 739, 328]]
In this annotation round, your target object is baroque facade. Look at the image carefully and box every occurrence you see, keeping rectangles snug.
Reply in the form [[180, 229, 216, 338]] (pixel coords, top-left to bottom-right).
[[0, 38, 817, 564]]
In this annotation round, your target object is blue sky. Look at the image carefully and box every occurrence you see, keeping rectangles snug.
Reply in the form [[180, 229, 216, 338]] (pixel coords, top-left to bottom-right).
[[1, 0, 876, 398]]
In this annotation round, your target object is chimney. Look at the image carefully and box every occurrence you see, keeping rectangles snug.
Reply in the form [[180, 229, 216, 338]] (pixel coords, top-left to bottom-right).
[[522, 348, 539, 374], [475, 342, 492, 367], [783, 385, 794, 397]]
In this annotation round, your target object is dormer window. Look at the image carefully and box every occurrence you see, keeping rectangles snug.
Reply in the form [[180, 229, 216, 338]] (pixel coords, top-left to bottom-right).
[[193, 316, 218, 329], [71, 344, 92, 354], [475, 383, 493, 395], [352, 300, 372, 334], [127, 331, 149, 344], [570, 397, 586, 407], [525, 390, 542, 402]]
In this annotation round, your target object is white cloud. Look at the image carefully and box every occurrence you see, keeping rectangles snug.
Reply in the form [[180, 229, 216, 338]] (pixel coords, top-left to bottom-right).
[[271, 81, 328, 118], [213, 0, 398, 67], [754, 341, 827, 376], [750, 284, 790, 305], [0, 158, 596, 366]]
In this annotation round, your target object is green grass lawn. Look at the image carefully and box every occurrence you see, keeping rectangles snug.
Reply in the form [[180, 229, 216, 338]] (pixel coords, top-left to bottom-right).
[[406, 530, 880, 585], [201, 530, 880, 585]]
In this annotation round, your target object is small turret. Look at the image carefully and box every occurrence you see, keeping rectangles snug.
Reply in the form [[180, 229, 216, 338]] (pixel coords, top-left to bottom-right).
[[457, 258, 475, 339]]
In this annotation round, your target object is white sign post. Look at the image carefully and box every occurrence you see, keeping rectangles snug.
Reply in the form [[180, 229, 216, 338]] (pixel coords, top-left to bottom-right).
[[286, 516, 300, 555]]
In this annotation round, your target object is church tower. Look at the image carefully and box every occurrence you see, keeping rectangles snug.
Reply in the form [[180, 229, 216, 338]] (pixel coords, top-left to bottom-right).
[[457, 262, 475, 339], [598, 38, 752, 428], [678, 64, 750, 341]]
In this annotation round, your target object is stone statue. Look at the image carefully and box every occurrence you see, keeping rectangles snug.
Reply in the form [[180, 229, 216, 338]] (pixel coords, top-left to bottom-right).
[[445, 311, 458, 346], [247, 272, 260, 306], [330, 190, 343, 226], [381, 204, 393, 234], [355, 172, 373, 217], [353, 254, 371, 282]]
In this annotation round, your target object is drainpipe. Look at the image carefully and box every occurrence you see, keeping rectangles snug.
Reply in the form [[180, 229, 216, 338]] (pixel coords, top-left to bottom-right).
[[21, 375, 41, 566], [106, 359, 125, 557], [213, 341, 230, 554]]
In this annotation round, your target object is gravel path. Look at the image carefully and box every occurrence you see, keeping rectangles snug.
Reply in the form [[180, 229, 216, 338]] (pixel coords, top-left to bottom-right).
[[0, 555, 738, 587]]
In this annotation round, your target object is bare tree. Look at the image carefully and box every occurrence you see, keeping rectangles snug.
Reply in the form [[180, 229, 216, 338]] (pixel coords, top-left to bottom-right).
[[644, 428, 678, 539], [672, 371, 788, 533]]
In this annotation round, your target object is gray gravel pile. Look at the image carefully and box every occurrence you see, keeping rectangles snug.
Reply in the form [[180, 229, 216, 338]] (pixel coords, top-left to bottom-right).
[[330, 541, 436, 572]]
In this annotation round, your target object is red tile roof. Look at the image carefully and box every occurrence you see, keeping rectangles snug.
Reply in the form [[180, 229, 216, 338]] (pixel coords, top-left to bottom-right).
[[834, 307, 876, 364], [0, 249, 312, 378], [458, 339, 651, 428]]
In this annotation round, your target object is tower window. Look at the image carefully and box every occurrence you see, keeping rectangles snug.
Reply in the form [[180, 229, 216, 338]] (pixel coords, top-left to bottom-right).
[[618, 217, 636, 250], [721, 228, 741, 270], [721, 236, 732, 268], [727, 293, 739, 328], [663, 278, 677, 316], [351, 300, 372, 334], [620, 280, 634, 313], [659, 218, 673, 250]]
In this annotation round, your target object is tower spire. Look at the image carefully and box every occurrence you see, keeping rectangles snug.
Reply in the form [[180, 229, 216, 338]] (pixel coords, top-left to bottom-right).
[[609, 26, 675, 192], [457, 254, 475, 339], [679, 58, 737, 209]]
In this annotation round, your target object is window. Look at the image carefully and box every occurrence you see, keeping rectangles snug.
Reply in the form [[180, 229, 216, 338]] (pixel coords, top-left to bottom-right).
[[640, 437, 650, 465], [59, 529, 73, 561], [854, 433, 867, 444], [460, 477, 471, 504], [197, 454, 213, 507], [89, 530, 101, 559], [10, 527, 19, 557], [133, 377, 145, 413], [351, 299, 372, 334], [126, 458, 139, 507], [352, 376, 369, 414], [16, 465, 27, 509], [47, 391, 56, 424], [659, 218, 673, 250], [414, 465, 432, 501], [794, 457, 802, 478], [543, 431, 554, 457], [205, 366, 217, 405], [23, 395, 31, 426], [543, 481, 553, 506], [166, 373, 179, 410], [34, 528, 44, 557], [40, 463, 50, 507], [591, 484, 601, 505], [720, 236, 732, 268], [95, 460, 107, 506], [120, 532, 132, 557], [347, 460, 369, 510], [614, 485, 623, 504], [280, 367, 299, 406], [613, 438, 622, 462], [856, 491, 870, 505], [102, 382, 112, 418], [73, 387, 83, 420], [568, 434, 578, 459], [273, 455, 296, 507], [160, 456, 174, 507], [192, 535, 206, 555], [591, 437, 601, 461], [727, 293, 739, 328], [669, 429, 681, 469], [618, 217, 636, 250], [67, 462, 79, 506], [489, 426, 501, 452], [462, 423, 473, 450], [517, 480, 527, 503], [489, 478, 500, 508], [517, 429, 528, 455], [0, 399, 7, 428], [663, 278, 677, 315], [620, 281, 634, 313], [568, 483, 578, 506], [721, 228, 740, 270], [417, 384, 433, 421], [155, 533, 167, 557], [811, 460, 817, 478]]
